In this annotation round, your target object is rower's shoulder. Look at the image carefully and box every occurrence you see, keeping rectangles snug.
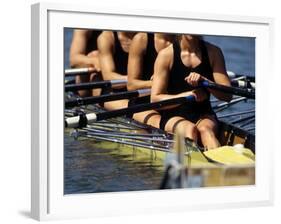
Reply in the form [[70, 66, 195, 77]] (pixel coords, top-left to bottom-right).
[[157, 44, 173, 64], [204, 41, 224, 59], [73, 29, 91, 35], [97, 31, 114, 49], [130, 32, 148, 53], [98, 31, 114, 40], [158, 44, 173, 58], [132, 32, 148, 42]]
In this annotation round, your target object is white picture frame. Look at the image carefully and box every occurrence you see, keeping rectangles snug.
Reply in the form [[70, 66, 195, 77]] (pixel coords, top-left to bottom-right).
[[31, 2, 274, 221]]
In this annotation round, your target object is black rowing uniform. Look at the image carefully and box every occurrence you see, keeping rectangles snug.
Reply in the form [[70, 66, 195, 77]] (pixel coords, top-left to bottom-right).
[[85, 30, 102, 54], [102, 32, 128, 95], [159, 39, 217, 130], [128, 33, 158, 106]]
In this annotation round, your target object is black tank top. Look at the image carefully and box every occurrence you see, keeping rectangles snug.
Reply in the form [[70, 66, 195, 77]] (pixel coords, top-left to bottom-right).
[[113, 32, 129, 76], [168, 39, 214, 94], [85, 30, 102, 54], [164, 39, 215, 116], [142, 33, 157, 80]]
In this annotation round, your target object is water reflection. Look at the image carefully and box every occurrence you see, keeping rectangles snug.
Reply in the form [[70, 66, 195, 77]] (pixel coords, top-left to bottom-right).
[[64, 130, 164, 194]]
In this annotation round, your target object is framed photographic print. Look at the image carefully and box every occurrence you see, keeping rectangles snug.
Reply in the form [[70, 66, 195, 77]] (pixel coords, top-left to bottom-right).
[[31, 2, 274, 221]]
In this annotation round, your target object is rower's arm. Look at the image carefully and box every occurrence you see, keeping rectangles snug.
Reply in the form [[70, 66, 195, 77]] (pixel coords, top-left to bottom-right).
[[69, 30, 97, 69], [151, 46, 195, 109], [127, 33, 152, 91], [207, 45, 232, 102], [97, 32, 127, 85]]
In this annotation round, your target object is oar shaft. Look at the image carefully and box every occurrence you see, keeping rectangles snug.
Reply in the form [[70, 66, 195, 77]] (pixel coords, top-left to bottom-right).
[[65, 79, 127, 91], [231, 80, 255, 89], [96, 95, 194, 121], [201, 81, 255, 99], [65, 95, 195, 128], [230, 114, 255, 124], [218, 109, 255, 118], [65, 89, 151, 108], [212, 97, 246, 109], [227, 71, 255, 81]]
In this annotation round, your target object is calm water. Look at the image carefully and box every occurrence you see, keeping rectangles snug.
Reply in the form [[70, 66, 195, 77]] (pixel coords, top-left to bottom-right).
[[64, 29, 255, 194]]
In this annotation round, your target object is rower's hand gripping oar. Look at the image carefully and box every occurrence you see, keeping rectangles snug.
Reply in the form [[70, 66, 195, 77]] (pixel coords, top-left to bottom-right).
[[65, 95, 196, 128]]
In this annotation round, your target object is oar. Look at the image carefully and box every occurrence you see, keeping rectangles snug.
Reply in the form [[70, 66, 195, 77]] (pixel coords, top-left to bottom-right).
[[200, 80, 255, 99], [227, 71, 255, 88], [211, 95, 241, 103], [229, 114, 255, 125], [227, 71, 255, 81], [231, 79, 255, 89], [65, 95, 195, 128], [217, 109, 255, 119], [238, 117, 255, 128], [212, 97, 247, 110], [64, 67, 97, 76], [65, 88, 150, 108], [65, 79, 127, 91], [245, 126, 255, 132]]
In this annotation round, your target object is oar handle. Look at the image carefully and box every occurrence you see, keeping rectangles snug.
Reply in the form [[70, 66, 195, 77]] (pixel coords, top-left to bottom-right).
[[137, 88, 151, 97], [65, 67, 94, 76], [200, 80, 255, 99], [110, 79, 128, 85]]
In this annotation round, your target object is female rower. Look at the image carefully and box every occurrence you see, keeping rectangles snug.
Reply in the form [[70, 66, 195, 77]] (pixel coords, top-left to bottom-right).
[[127, 33, 174, 128], [151, 34, 232, 150], [69, 29, 102, 97], [98, 31, 137, 110]]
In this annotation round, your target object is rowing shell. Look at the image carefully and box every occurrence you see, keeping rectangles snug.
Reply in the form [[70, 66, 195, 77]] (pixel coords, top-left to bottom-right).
[[65, 93, 255, 167], [64, 68, 255, 187]]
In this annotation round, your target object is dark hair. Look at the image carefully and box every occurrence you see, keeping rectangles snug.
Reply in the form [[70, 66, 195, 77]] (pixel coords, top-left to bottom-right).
[[176, 34, 202, 45]]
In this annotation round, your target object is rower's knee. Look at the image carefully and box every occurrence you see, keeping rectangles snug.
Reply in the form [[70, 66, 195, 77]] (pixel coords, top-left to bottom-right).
[[197, 125, 220, 150], [186, 124, 198, 140], [143, 113, 160, 127], [177, 122, 198, 140], [197, 125, 215, 137]]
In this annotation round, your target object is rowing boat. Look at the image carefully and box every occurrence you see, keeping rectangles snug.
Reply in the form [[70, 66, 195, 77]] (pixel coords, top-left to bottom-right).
[[65, 94, 255, 167], [64, 69, 256, 187]]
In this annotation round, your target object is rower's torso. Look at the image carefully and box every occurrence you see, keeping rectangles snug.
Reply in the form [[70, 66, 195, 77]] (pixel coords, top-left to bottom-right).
[[142, 33, 158, 81], [168, 40, 214, 94], [113, 32, 129, 76], [86, 30, 102, 54], [166, 40, 215, 113]]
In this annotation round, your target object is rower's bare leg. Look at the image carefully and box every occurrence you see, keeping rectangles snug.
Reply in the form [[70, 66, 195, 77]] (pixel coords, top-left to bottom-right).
[[104, 99, 128, 111], [196, 116, 220, 150], [75, 50, 101, 97], [75, 74, 91, 97], [90, 72, 102, 97], [88, 51, 102, 97], [87, 50, 100, 72], [132, 110, 161, 128], [165, 116, 198, 141]]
